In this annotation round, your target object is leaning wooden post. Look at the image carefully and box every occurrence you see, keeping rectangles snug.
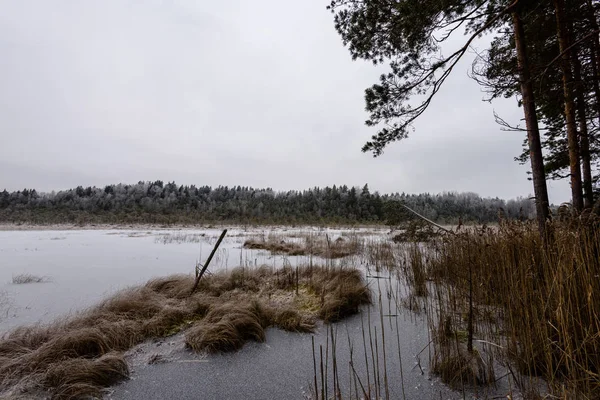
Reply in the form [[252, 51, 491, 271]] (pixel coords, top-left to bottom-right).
[[190, 229, 228, 295]]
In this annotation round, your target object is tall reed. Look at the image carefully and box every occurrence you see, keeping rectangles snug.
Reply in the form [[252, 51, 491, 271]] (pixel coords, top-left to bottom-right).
[[419, 219, 600, 397]]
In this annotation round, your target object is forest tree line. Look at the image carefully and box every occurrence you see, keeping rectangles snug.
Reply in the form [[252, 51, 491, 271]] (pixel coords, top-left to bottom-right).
[[0, 181, 535, 225]]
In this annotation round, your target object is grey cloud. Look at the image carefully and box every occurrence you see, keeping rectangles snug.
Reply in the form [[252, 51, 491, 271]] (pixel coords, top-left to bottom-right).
[[0, 0, 570, 204]]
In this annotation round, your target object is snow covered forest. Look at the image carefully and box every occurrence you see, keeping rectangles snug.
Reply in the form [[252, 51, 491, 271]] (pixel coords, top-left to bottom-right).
[[0, 181, 536, 225]]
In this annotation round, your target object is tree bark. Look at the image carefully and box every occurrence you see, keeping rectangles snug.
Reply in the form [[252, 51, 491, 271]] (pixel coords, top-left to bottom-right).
[[554, 0, 584, 212], [572, 47, 594, 208], [585, 0, 600, 128], [589, 40, 600, 127], [512, 9, 550, 237]]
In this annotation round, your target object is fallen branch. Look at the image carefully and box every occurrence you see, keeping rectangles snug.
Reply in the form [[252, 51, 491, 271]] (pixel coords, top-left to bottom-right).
[[400, 204, 455, 234]]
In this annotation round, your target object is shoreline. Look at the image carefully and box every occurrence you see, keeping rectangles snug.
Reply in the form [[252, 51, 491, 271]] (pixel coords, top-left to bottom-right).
[[0, 222, 388, 232], [0, 222, 220, 232]]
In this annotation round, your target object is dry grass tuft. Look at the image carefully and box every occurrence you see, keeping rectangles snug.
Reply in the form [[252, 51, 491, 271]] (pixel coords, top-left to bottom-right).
[[243, 233, 362, 259], [44, 353, 128, 399], [432, 347, 489, 389], [0, 264, 369, 398], [430, 316, 494, 388], [314, 269, 371, 323], [272, 308, 315, 333], [243, 239, 306, 256], [185, 301, 268, 352], [145, 275, 193, 299], [11, 274, 48, 285]]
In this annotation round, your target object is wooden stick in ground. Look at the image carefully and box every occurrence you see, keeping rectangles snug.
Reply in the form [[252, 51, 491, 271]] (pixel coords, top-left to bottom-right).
[[190, 229, 228, 295]]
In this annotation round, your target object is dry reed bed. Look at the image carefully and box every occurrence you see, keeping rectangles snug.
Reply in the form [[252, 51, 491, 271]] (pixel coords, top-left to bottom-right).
[[0, 265, 370, 399], [243, 233, 363, 259], [409, 220, 600, 397], [154, 232, 206, 244]]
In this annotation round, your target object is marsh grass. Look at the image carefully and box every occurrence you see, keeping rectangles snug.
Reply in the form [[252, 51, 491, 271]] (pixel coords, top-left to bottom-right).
[[409, 219, 600, 398], [365, 240, 396, 271], [429, 314, 495, 389], [311, 275, 413, 400], [0, 265, 369, 399], [154, 232, 206, 244], [243, 238, 306, 255], [0, 291, 11, 322], [11, 274, 49, 285], [243, 232, 362, 259]]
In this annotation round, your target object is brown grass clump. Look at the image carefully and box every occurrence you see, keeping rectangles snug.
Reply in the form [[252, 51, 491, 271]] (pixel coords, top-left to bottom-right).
[[0, 265, 369, 399], [432, 347, 489, 389], [430, 316, 494, 389], [272, 308, 315, 333], [145, 274, 193, 299], [243, 238, 306, 256], [326, 236, 362, 259], [185, 301, 268, 352], [313, 268, 371, 323], [243, 233, 362, 259], [44, 353, 128, 399], [0, 325, 56, 355]]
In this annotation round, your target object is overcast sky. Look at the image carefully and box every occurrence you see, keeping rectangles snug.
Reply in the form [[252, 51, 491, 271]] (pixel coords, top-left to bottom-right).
[[0, 0, 570, 202]]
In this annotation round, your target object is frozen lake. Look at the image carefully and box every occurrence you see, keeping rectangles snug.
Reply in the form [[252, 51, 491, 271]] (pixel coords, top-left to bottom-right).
[[0, 226, 384, 331], [0, 226, 515, 399]]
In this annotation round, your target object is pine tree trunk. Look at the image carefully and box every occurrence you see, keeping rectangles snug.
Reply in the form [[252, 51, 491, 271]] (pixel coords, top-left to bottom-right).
[[572, 48, 594, 208], [586, 0, 600, 128], [589, 41, 600, 126], [554, 0, 584, 212], [512, 10, 550, 237]]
